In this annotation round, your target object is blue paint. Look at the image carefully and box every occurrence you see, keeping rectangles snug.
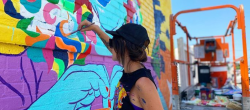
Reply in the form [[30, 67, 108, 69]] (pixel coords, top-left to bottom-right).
[[153, 0, 165, 39], [160, 40, 166, 51], [28, 64, 123, 110], [32, 39, 48, 48], [27, 47, 46, 62], [135, 13, 139, 24], [67, 0, 75, 2], [20, 0, 41, 13], [60, 37, 82, 53], [157, 88, 168, 110], [160, 55, 165, 73], [151, 0, 167, 79], [153, 0, 160, 6], [77, 32, 85, 42], [90, 0, 127, 56], [73, 53, 77, 61], [97, 0, 110, 7], [53, 45, 68, 68], [87, 13, 93, 22], [54, 23, 64, 38], [4, 0, 24, 19], [68, 14, 78, 39], [166, 29, 170, 39]]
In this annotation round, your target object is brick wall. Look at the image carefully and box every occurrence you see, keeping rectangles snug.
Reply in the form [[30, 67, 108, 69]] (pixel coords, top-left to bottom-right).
[[0, 0, 172, 109]]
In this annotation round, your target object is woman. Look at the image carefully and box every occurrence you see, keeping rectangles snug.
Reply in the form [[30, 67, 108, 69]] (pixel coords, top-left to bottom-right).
[[78, 20, 164, 110]]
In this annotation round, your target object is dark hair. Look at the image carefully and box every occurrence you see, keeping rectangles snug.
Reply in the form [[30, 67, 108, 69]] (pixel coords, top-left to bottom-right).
[[110, 35, 148, 65]]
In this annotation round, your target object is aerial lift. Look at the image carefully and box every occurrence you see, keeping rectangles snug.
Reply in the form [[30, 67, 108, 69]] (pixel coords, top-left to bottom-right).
[[170, 5, 249, 110]]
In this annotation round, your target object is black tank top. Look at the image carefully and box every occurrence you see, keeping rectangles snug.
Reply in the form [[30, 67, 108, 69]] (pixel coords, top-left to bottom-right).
[[119, 67, 156, 110]]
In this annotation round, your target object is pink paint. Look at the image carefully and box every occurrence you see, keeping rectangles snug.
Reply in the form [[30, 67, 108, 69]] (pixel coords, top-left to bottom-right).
[[81, 32, 87, 42], [76, 7, 82, 24], [42, 36, 55, 73], [43, 3, 60, 24], [45, 36, 56, 50], [27, 0, 36, 2], [123, 0, 136, 23], [86, 31, 97, 44], [2, 0, 7, 4]]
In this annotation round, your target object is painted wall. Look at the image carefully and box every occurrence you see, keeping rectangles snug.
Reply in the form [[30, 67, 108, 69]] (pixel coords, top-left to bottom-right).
[[0, 0, 172, 109]]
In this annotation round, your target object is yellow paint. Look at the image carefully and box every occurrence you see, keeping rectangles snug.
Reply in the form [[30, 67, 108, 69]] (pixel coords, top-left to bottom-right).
[[0, 2, 19, 27], [80, 42, 86, 53], [160, 32, 170, 50], [116, 82, 127, 109], [52, 60, 60, 75], [70, 37, 79, 41], [0, 25, 27, 46], [140, 0, 155, 57], [0, 42, 25, 54], [155, 0, 172, 50], [81, 4, 91, 14], [12, 0, 21, 13]]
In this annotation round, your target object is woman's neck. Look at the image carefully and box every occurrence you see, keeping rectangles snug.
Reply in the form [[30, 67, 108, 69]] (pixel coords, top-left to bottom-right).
[[123, 61, 143, 73]]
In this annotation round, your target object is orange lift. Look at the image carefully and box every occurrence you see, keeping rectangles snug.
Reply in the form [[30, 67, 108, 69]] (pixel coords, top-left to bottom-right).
[[170, 5, 250, 109]]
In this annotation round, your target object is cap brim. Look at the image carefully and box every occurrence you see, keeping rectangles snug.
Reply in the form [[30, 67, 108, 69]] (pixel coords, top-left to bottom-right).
[[105, 31, 120, 36]]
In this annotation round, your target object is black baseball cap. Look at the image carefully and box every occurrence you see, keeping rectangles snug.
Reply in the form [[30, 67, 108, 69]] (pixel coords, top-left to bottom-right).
[[106, 23, 150, 49]]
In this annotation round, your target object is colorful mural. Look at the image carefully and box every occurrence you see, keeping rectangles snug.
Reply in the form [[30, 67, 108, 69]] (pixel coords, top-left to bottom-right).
[[0, 0, 172, 109]]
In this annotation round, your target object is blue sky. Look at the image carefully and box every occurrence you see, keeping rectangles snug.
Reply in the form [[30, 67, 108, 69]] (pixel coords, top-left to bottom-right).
[[171, 0, 250, 65]]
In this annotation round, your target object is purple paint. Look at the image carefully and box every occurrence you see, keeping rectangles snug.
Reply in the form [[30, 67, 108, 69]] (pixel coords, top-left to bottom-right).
[[20, 57, 33, 103], [142, 98, 146, 104], [0, 76, 25, 105], [0, 50, 57, 109], [90, 96, 103, 110], [30, 59, 44, 100]]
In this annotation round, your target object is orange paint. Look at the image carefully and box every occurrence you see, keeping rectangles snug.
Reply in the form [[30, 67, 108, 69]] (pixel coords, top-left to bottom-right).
[[55, 37, 77, 52], [59, 20, 71, 37], [158, 49, 172, 110], [68, 52, 74, 66], [36, 26, 42, 33], [25, 34, 50, 46], [96, 108, 110, 110]]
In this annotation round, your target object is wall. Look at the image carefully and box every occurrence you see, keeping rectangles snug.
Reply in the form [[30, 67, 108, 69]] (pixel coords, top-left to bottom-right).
[[0, 0, 172, 109]]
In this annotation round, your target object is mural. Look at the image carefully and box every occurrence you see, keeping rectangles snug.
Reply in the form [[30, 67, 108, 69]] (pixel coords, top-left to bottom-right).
[[0, 0, 172, 109]]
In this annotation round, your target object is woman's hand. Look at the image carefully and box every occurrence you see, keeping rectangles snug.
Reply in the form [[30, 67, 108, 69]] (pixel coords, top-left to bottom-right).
[[78, 20, 111, 52], [78, 20, 97, 32]]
